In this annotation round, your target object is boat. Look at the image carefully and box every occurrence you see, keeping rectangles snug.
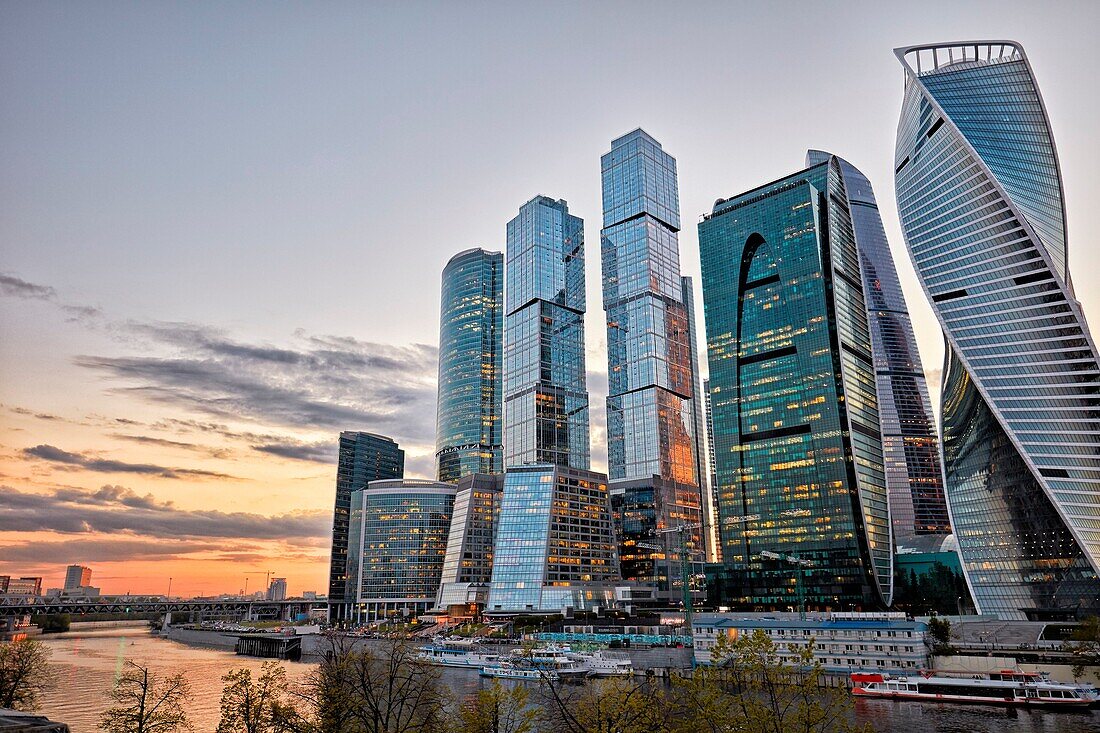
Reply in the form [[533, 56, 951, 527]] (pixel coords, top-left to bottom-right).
[[568, 649, 633, 677], [415, 638, 501, 669], [851, 670, 1099, 708], [480, 661, 588, 682]]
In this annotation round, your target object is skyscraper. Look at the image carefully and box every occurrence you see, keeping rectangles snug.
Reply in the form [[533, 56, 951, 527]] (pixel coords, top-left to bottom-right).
[[328, 431, 404, 621], [703, 378, 721, 563], [64, 565, 91, 591], [345, 479, 455, 622], [894, 40, 1100, 619], [806, 150, 951, 544], [600, 130, 704, 599], [503, 196, 590, 470], [436, 248, 504, 482], [699, 155, 892, 610], [435, 473, 504, 611], [486, 464, 620, 614]]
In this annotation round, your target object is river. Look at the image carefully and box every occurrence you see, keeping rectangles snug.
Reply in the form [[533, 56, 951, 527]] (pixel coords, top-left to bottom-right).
[[35, 628, 1100, 732]]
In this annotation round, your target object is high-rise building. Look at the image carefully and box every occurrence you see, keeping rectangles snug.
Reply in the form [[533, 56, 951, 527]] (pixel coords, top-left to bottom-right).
[[894, 40, 1100, 619], [699, 155, 892, 610], [503, 196, 590, 470], [64, 565, 92, 591], [267, 577, 287, 601], [486, 464, 620, 614], [436, 473, 504, 611], [328, 431, 404, 621], [600, 130, 704, 599], [345, 479, 456, 622], [436, 248, 504, 482], [806, 150, 951, 544], [703, 378, 721, 563]]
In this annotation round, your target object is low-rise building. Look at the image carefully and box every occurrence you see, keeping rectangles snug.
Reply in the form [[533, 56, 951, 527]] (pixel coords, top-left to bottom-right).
[[693, 611, 928, 674]]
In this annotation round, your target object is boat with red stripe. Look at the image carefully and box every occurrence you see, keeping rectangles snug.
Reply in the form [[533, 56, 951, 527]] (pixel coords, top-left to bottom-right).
[[851, 669, 1098, 708]]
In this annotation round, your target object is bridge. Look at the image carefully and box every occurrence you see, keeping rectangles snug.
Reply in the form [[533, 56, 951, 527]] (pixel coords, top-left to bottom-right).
[[0, 598, 323, 622]]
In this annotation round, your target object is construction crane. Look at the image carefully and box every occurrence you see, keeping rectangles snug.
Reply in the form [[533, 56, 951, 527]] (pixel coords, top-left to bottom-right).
[[760, 550, 813, 620], [656, 522, 703, 632], [242, 570, 274, 598]]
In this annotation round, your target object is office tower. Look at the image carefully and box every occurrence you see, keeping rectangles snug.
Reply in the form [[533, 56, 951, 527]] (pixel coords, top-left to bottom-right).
[[600, 130, 704, 599], [436, 248, 505, 482], [894, 41, 1100, 619], [328, 431, 404, 621], [486, 464, 620, 613], [436, 473, 504, 611], [345, 479, 456, 622], [64, 565, 92, 591], [266, 578, 287, 602], [683, 276, 719, 564], [699, 155, 892, 610], [703, 378, 721, 563], [806, 150, 951, 544], [503, 196, 591, 470]]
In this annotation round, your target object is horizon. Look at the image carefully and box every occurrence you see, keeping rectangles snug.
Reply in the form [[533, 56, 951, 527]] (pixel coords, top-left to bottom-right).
[[3, 1, 1100, 596]]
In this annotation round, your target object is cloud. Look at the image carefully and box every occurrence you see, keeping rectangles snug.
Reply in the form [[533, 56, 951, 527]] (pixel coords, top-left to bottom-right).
[[5, 405, 64, 422], [22, 444, 239, 480], [0, 538, 226, 565], [108, 433, 233, 459], [0, 272, 102, 320], [0, 484, 329, 543], [251, 440, 336, 463], [74, 323, 438, 443]]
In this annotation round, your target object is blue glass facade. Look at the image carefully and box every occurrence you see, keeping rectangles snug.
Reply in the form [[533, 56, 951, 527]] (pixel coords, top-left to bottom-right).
[[486, 464, 620, 613], [600, 130, 704, 597], [436, 248, 504, 482], [700, 158, 892, 610], [346, 479, 455, 622], [503, 196, 590, 470], [328, 431, 404, 620], [807, 150, 950, 542], [894, 41, 1100, 619]]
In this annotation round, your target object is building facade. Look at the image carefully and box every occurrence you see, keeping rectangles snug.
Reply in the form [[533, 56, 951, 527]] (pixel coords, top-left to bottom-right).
[[436, 473, 504, 610], [894, 40, 1100, 619], [486, 464, 620, 614], [436, 248, 504, 482], [693, 612, 928, 673], [699, 156, 892, 611], [703, 378, 721, 562], [806, 150, 951, 544], [346, 479, 456, 622], [600, 130, 705, 599], [267, 578, 287, 601], [64, 565, 92, 591], [328, 431, 405, 621], [503, 196, 591, 470]]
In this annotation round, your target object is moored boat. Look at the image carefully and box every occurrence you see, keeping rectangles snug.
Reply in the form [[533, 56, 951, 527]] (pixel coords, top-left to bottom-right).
[[415, 638, 501, 669], [851, 670, 1099, 708]]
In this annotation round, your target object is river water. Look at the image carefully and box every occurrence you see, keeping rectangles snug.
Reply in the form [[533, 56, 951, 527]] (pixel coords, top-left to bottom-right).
[[35, 628, 1100, 733]]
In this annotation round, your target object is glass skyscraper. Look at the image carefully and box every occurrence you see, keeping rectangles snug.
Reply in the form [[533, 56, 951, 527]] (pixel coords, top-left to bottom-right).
[[699, 156, 892, 610], [328, 431, 404, 621], [895, 40, 1100, 619], [503, 196, 590, 470], [600, 130, 704, 598], [806, 150, 951, 544], [345, 479, 455, 622], [436, 248, 504, 482], [486, 464, 620, 613], [435, 473, 504, 611]]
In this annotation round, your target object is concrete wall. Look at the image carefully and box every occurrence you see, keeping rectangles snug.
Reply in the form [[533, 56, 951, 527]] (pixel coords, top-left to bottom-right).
[[935, 654, 1099, 686]]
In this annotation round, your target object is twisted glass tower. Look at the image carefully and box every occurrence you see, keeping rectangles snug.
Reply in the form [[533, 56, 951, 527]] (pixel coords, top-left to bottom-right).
[[600, 130, 704, 598], [435, 248, 504, 482], [895, 41, 1100, 619], [503, 196, 590, 470]]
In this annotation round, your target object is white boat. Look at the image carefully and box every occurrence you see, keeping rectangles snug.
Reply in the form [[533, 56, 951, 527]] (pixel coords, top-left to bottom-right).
[[480, 663, 560, 682], [569, 650, 633, 677], [415, 638, 500, 669], [851, 670, 1099, 708]]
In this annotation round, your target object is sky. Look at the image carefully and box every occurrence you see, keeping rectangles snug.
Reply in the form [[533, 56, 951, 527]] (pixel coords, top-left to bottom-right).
[[2, 1, 1099, 598]]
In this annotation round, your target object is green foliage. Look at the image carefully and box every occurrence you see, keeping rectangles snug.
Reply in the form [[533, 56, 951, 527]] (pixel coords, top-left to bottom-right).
[[99, 661, 192, 733], [454, 680, 537, 733], [926, 617, 956, 655], [1064, 615, 1100, 681], [217, 662, 291, 733], [0, 637, 57, 711], [891, 562, 970, 616], [539, 677, 669, 733], [32, 614, 71, 633]]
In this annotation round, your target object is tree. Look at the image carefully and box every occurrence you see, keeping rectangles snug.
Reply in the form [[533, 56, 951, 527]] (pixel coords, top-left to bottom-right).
[[454, 680, 537, 733], [670, 629, 870, 733], [99, 661, 192, 733], [218, 662, 291, 733], [0, 637, 57, 711], [1064, 615, 1100, 681], [538, 676, 669, 733], [926, 617, 956, 655]]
